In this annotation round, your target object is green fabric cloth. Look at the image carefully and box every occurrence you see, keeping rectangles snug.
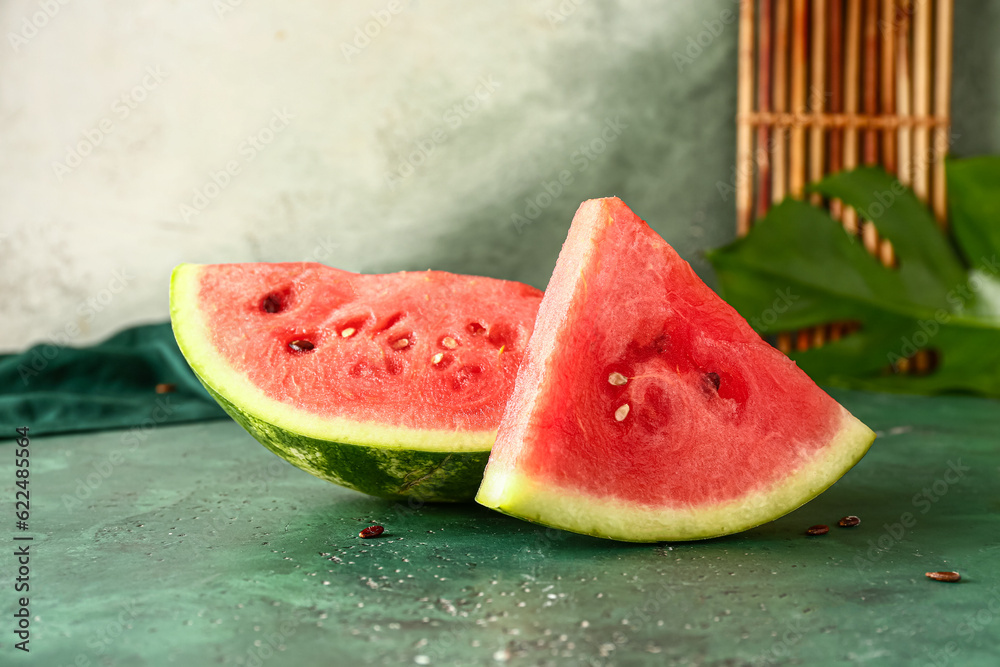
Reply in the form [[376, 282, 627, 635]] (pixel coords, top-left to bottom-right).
[[0, 323, 226, 437]]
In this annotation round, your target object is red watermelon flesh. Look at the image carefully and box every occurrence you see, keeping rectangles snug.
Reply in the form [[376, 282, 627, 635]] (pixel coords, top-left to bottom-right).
[[476, 197, 875, 541], [171, 262, 542, 501], [194, 263, 539, 431]]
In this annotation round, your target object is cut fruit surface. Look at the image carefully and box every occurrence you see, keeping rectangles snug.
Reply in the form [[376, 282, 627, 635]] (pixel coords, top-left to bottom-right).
[[171, 263, 542, 501], [476, 198, 876, 540]]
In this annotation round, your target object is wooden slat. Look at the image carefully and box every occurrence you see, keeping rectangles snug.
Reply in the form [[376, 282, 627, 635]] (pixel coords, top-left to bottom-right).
[[808, 0, 827, 206], [789, 0, 809, 199], [771, 0, 791, 205], [808, 0, 828, 347], [878, 0, 898, 266], [796, 329, 811, 352], [880, 0, 898, 173], [862, 0, 880, 165], [828, 0, 845, 220], [777, 332, 793, 354], [912, 0, 932, 203], [896, 5, 912, 188], [932, 0, 953, 227], [861, 0, 879, 255], [737, 0, 756, 236], [842, 0, 862, 234], [861, 0, 881, 256], [756, 0, 774, 221]]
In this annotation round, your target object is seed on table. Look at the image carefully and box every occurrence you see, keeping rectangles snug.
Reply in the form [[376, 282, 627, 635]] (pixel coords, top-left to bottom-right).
[[155, 383, 176, 394], [925, 571, 961, 583], [838, 515, 861, 527], [359, 525, 385, 539], [806, 524, 829, 536]]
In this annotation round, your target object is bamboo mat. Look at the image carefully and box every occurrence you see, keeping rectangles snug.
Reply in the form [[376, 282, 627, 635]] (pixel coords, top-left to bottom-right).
[[736, 0, 953, 371]]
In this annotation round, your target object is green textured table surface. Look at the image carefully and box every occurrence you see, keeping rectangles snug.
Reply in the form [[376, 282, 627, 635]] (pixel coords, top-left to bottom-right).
[[3, 390, 998, 666]]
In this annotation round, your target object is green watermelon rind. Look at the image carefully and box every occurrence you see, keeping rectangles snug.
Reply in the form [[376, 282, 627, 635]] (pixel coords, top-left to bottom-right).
[[202, 380, 489, 502], [476, 407, 875, 543], [170, 263, 493, 502]]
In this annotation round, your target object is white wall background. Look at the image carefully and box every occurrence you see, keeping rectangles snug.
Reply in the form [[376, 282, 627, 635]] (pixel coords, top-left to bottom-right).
[[2, 0, 997, 353]]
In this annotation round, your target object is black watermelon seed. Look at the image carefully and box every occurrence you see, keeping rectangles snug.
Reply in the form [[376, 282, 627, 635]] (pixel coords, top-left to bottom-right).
[[838, 515, 861, 527], [288, 340, 315, 352], [705, 372, 721, 392], [806, 524, 829, 536], [261, 294, 283, 313]]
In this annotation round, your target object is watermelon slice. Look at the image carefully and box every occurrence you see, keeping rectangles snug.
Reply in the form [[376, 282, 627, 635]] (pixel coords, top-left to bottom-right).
[[170, 263, 542, 502], [476, 198, 876, 541]]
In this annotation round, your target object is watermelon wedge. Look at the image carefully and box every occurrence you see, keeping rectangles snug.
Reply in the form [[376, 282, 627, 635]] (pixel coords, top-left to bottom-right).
[[476, 198, 876, 541], [170, 263, 542, 502]]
